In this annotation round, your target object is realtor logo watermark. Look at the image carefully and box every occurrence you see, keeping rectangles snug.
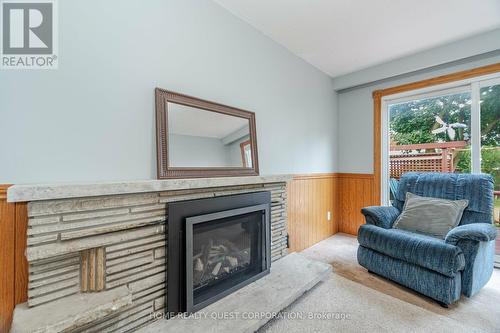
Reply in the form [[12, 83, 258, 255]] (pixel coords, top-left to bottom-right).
[[1, 0, 58, 69]]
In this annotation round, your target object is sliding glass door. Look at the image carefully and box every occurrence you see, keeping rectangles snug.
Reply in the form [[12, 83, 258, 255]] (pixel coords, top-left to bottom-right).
[[479, 82, 500, 202], [479, 81, 500, 266], [383, 74, 500, 263]]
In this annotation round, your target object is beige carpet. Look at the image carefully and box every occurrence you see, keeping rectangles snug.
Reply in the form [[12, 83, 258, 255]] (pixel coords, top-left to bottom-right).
[[259, 233, 500, 333]]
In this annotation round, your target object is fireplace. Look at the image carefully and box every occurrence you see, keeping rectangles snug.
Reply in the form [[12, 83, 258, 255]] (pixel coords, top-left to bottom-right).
[[167, 191, 271, 313]]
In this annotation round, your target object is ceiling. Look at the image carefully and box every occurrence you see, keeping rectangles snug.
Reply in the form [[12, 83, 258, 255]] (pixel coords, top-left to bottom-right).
[[168, 103, 248, 139], [214, 0, 500, 78]]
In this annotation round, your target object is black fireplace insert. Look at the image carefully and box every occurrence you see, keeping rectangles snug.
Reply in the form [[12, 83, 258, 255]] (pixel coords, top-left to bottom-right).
[[167, 191, 271, 313]]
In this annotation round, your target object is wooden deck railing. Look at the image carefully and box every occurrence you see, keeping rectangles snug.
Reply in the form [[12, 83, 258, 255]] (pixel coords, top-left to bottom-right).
[[389, 141, 467, 179]]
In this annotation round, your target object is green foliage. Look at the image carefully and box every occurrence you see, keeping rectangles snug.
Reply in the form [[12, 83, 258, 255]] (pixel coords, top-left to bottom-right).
[[455, 149, 470, 173], [389, 87, 499, 146], [481, 147, 500, 190], [479, 85, 500, 146], [446, 147, 499, 189], [389, 92, 472, 144]]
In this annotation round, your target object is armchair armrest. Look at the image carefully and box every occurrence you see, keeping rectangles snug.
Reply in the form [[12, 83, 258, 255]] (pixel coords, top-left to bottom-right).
[[444, 223, 497, 297], [445, 223, 497, 245], [361, 206, 400, 229]]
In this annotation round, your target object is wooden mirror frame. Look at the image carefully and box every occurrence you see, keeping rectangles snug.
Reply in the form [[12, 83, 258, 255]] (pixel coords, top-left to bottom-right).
[[155, 88, 260, 179]]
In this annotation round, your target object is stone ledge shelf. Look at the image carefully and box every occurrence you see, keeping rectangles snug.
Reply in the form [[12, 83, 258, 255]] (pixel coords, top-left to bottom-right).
[[10, 286, 133, 333], [7, 175, 293, 202]]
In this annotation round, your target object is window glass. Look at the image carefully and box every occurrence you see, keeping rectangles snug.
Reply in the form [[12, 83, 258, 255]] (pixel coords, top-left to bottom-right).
[[388, 91, 472, 184], [480, 84, 500, 226]]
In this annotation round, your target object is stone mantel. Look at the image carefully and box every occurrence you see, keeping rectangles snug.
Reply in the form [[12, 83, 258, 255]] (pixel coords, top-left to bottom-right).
[[10, 175, 291, 332], [7, 175, 292, 202]]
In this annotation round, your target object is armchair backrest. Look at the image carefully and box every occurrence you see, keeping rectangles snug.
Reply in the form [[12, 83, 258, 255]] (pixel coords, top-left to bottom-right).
[[394, 172, 494, 225]]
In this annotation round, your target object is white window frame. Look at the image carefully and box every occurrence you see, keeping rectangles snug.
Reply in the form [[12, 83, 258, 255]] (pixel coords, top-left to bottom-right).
[[381, 72, 500, 205]]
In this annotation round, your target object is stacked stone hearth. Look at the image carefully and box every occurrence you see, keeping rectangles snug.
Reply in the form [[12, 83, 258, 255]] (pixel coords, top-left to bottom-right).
[[7, 176, 290, 333]]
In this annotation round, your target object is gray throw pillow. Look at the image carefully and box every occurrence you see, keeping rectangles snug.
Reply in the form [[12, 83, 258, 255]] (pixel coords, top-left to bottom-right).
[[393, 192, 469, 239]]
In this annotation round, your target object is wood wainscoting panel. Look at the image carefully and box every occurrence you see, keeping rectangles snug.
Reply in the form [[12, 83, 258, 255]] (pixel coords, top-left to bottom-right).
[[337, 173, 375, 235], [287, 174, 337, 253], [14, 203, 28, 305], [0, 185, 15, 333], [0, 185, 28, 333]]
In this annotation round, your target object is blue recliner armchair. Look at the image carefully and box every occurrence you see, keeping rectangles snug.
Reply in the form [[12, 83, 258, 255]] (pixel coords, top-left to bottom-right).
[[357, 172, 497, 306]]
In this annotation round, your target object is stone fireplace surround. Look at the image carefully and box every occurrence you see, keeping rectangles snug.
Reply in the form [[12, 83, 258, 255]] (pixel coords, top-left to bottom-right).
[[7, 175, 291, 333]]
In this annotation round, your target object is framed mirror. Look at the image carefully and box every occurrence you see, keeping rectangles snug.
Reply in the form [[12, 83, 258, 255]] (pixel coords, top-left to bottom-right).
[[155, 88, 259, 179]]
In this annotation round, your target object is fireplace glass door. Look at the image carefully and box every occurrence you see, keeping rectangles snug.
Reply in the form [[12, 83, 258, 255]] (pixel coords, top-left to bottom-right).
[[185, 204, 270, 312]]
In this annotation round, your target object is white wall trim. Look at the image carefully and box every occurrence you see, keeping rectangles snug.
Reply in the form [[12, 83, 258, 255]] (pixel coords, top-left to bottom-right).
[[333, 29, 500, 91]]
